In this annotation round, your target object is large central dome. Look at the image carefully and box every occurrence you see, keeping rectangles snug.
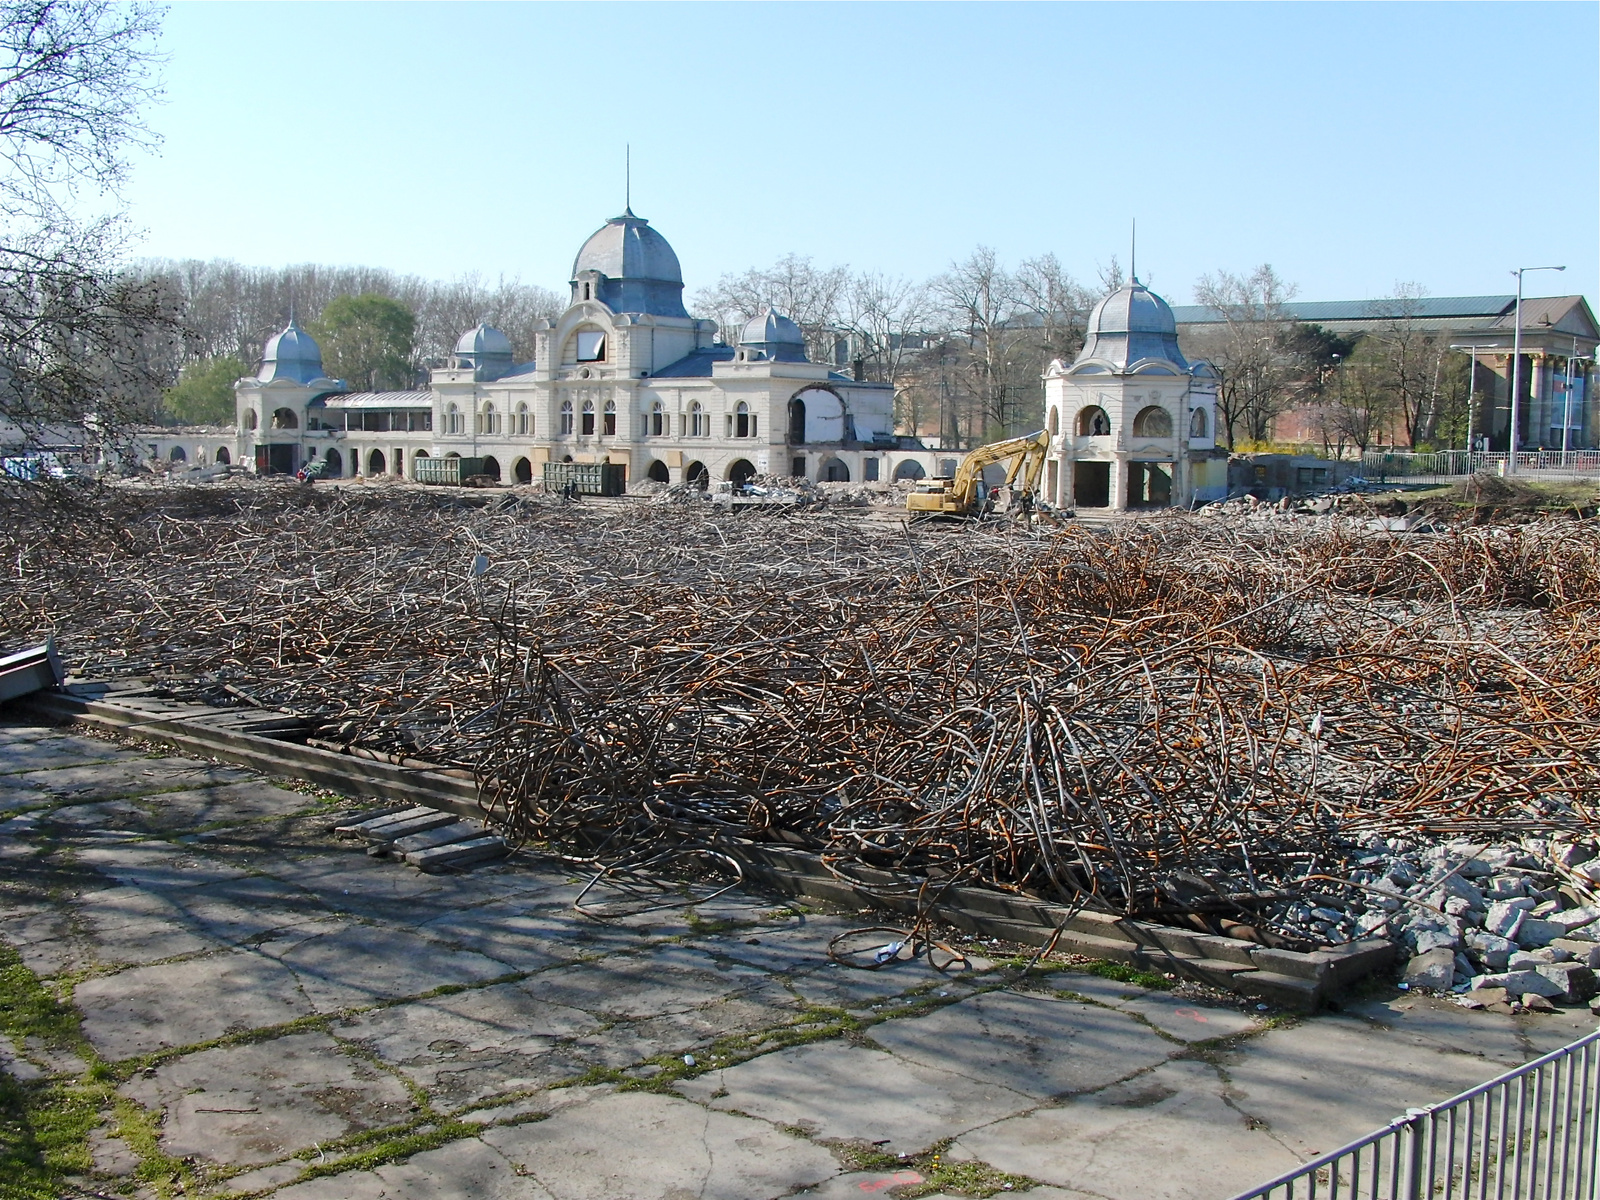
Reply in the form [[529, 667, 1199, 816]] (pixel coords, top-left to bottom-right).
[[569, 209, 688, 317]]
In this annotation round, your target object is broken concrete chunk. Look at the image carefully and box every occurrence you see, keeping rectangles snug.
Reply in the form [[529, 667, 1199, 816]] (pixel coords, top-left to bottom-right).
[[1549, 939, 1600, 969], [1465, 930, 1516, 971], [1473, 970, 1566, 999], [1516, 919, 1566, 950], [1547, 905, 1600, 934], [1484, 900, 1532, 938], [1463, 986, 1508, 1009], [1402, 948, 1455, 991], [1521, 994, 1558, 1013], [1535, 964, 1597, 1004]]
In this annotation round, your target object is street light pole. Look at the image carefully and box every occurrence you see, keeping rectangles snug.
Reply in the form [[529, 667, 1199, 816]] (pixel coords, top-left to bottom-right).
[[1507, 264, 1565, 475]]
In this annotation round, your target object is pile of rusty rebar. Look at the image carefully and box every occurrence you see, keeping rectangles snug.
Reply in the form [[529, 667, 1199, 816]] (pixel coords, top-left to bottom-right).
[[4, 479, 1598, 944]]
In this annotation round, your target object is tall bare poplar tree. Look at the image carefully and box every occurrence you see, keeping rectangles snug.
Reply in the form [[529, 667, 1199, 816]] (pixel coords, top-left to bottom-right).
[[1190, 265, 1299, 448]]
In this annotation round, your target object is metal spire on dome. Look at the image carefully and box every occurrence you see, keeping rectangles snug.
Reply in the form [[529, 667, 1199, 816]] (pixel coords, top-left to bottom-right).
[[623, 144, 634, 219], [1130, 219, 1137, 285]]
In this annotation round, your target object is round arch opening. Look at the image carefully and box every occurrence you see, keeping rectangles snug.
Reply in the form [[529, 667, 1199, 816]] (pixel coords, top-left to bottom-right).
[[214, 446, 231, 465], [322, 448, 341, 476], [1132, 405, 1172, 437], [893, 460, 926, 481], [1077, 406, 1111, 437], [480, 455, 501, 482], [728, 458, 756, 486], [513, 457, 532, 484], [368, 449, 386, 475], [646, 459, 669, 483], [685, 460, 709, 490], [168, 446, 186, 462], [822, 458, 850, 482], [270, 407, 299, 430]]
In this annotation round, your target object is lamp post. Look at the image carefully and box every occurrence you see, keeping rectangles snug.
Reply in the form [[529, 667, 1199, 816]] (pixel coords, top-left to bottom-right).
[[1507, 264, 1565, 474], [1449, 343, 1490, 460]]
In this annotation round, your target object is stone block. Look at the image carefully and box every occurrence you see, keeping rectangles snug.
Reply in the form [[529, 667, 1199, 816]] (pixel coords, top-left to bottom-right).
[[1550, 939, 1600, 968], [1517, 919, 1566, 949], [1548, 905, 1600, 934], [1465, 930, 1516, 970], [1485, 898, 1534, 938], [1535, 964, 1597, 1004], [1402, 949, 1455, 991], [1473, 970, 1565, 999]]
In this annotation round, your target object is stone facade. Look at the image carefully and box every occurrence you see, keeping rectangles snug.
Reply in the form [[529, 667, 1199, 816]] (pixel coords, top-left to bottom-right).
[[229, 211, 938, 488]]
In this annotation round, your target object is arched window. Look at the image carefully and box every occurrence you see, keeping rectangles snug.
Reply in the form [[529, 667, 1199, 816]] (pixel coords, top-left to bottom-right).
[[728, 458, 756, 486], [1189, 407, 1209, 438], [1132, 405, 1172, 437], [215, 447, 231, 465], [169, 445, 186, 462], [560, 399, 574, 435], [1047, 406, 1060, 437], [368, 448, 386, 475], [685, 460, 709, 490], [603, 398, 616, 436], [516, 403, 530, 436], [650, 399, 664, 436], [1077, 406, 1111, 437], [481, 456, 501, 482], [270, 407, 298, 430], [513, 456, 532, 484], [244, 409, 258, 431], [480, 402, 498, 435], [322, 447, 340, 475], [581, 399, 595, 435], [822, 458, 850, 482], [445, 403, 462, 435], [893, 460, 926, 481], [735, 401, 750, 438], [788, 395, 806, 443], [689, 401, 705, 437]]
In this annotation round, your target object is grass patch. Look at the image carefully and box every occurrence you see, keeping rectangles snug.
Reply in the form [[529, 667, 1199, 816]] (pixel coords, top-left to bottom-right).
[[893, 1142, 1036, 1197], [1080, 959, 1173, 990], [825, 1137, 900, 1171], [291, 1118, 478, 1182]]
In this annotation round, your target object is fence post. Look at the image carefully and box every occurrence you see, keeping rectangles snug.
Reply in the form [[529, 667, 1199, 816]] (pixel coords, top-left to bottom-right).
[[1396, 1109, 1427, 1200]]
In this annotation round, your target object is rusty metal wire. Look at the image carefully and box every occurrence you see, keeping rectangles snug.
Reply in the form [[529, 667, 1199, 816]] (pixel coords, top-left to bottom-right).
[[5, 478, 1598, 947]]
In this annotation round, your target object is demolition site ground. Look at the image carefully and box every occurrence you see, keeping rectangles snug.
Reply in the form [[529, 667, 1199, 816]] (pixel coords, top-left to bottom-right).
[[1, 477, 1599, 1198]]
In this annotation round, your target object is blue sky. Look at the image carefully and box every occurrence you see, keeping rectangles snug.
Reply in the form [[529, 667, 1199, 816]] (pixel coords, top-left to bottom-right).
[[124, 2, 1598, 307]]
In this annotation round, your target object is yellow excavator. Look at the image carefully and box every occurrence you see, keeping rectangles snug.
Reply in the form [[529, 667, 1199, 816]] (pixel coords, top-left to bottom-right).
[[905, 430, 1050, 518]]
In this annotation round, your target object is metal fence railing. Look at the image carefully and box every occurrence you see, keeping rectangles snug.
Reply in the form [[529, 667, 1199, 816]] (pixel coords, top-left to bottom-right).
[[1360, 450, 1600, 479], [1229, 1028, 1600, 1200]]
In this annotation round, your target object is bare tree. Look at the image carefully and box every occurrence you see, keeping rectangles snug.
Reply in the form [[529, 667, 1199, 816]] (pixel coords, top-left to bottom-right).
[[1360, 284, 1449, 447], [691, 254, 849, 363], [932, 247, 1037, 442], [0, 1, 174, 470], [1191, 264, 1300, 448]]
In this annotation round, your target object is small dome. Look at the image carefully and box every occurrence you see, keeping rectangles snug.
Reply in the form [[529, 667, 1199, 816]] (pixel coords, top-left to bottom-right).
[[453, 322, 514, 382], [1073, 281, 1190, 372], [455, 323, 513, 358], [258, 320, 325, 385], [1086, 282, 1178, 337], [739, 308, 805, 349]]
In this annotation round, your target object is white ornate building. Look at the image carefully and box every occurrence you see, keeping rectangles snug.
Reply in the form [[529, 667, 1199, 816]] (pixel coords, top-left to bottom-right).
[[223, 210, 941, 488], [1042, 279, 1223, 509]]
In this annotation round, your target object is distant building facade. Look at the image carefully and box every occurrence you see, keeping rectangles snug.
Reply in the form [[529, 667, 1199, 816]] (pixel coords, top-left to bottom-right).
[[224, 211, 938, 488], [1172, 294, 1600, 451]]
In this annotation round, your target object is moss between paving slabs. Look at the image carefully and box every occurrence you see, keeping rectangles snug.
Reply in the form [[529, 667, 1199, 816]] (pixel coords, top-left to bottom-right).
[[0, 939, 193, 1200], [891, 1141, 1037, 1198]]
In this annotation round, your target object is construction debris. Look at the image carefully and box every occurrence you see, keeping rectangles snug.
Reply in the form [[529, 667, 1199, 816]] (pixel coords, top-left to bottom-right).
[[4, 480, 1599, 971], [0, 638, 63, 702]]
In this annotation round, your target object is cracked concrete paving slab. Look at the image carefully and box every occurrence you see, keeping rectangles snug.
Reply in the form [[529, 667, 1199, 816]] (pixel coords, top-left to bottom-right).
[[677, 1038, 1036, 1152], [523, 945, 769, 1020], [5, 755, 254, 801], [72, 884, 225, 964], [1116, 995, 1261, 1043], [0, 731, 138, 773], [74, 836, 260, 891], [1337, 995, 1531, 1065], [260, 921, 515, 1010], [130, 779, 326, 829], [272, 1134, 557, 1200], [479, 1090, 838, 1200], [788, 958, 970, 1010], [120, 1029, 415, 1166], [335, 982, 599, 1108], [75, 948, 312, 1060], [418, 901, 639, 970], [951, 1059, 1300, 1200], [1039, 969, 1155, 1007], [1217, 1014, 1530, 1157], [867, 990, 1174, 1099], [567, 985, 806, 1072]]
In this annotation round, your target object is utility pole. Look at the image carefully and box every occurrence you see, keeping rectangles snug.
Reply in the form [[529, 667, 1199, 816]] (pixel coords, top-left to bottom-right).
[[1507, 265, 1565, 474]]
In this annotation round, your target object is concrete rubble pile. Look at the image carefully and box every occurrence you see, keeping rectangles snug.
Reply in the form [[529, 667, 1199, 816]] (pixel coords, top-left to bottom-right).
[[5, 480, 1600, 981]]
